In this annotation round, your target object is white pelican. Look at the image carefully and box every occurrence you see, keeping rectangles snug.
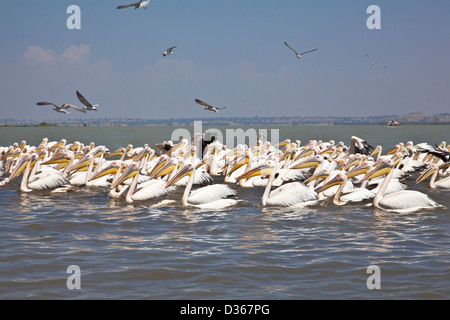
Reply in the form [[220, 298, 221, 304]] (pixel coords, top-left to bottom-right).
[[195, 99, 226, 113], [236, 159, 317, 207], [117, 0, 150, 10], [314, 172, 375, 206], [76, 91, 100, 111], [284, 42, 318, 59], [110, 160, 176, 203], [362, 159, 445, 213], [416, 163, 450, 189], [6, 154, 69, 192], [162, 46, 177, 57], [36, 101, 86, 114], [166, 164, 238, 209]]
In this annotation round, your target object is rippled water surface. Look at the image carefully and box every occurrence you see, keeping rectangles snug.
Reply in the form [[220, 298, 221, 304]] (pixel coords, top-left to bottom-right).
[[0, 125, 449, 299]]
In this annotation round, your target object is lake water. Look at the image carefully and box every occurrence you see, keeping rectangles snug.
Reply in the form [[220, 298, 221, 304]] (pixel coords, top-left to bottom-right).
[[0, 125, 449, 299]]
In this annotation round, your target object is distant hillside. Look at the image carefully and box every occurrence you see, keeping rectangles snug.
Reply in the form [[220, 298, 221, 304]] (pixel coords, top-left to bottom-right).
[[1, 112, 449, 127]]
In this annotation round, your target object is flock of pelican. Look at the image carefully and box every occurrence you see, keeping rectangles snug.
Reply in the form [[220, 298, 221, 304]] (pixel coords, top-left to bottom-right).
[[0, 135, 449, 212]]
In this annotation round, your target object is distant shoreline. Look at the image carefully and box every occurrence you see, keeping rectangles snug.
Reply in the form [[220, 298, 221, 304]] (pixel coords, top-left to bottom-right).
[[1, 112, 449, 127]]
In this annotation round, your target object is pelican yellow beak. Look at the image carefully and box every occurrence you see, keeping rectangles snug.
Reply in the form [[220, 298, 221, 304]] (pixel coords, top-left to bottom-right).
[[165, 165, 193, 188], [69, 155, 92, 173], [110, 164, 138, 190], [6, 155, 30, 183], [346, 163, 371, 179], [106, 148, 125, 159], [315, 174, 345, 194], [151, 160, 177, 179], [415, 167, 436, 184], [236, 163, 274, 182], [303, 170, 329, 184], [275, 139, 290, 148], [88, 163, 119, 182], [344, 157, 361, 171], [289, 156, 321, 170], [148, 156, 168, 177], [294, 147, 314, 162], [370, 147, 381, 158], [386, 145, 399, 155], [439, 162, 450, 171], [228, 153, 250, 176], [50, 139, 66, 152], [195, 159, 208, 169], [319, 147, 335, 156], [362, 161, 392, 181], [41, 153, 69, 165], [134, 148, 149, 162]]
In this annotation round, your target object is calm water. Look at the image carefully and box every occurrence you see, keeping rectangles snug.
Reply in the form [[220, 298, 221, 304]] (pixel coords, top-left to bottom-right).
[[0, 125, 449, 300]]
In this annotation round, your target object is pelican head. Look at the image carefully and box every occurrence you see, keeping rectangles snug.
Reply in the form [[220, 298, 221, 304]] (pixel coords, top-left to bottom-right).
[[150, 158, 178, 179], [6, 154, 38, 184], [235, 160, 277, 182], [88, 161, 121, 182], [166, 164, 194, 188], [346, 162, 371, 179], [315, 172, 346, 194], [289, 155, 323, 170], [415, 164, 438, 184], [110, 163, 139, 190], [362, 160, 393, 181]]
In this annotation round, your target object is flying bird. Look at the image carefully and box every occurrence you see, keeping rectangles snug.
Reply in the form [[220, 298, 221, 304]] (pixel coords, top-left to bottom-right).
[[76, 91, 100, 111], [365, 54, 387, 69], [36, 102, 86, 114], [117, 0, 151, 10], [162, 46, 177, 57], [195, 99, 226, 113], [284, 42, 318, 59]]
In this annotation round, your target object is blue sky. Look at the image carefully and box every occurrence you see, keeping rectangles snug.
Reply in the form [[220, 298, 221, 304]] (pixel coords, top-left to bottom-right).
[[1, 0, 449, 121]]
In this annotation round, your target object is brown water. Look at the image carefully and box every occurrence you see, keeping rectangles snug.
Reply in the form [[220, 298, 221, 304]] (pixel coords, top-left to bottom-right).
[[0, 125, 449, 299]]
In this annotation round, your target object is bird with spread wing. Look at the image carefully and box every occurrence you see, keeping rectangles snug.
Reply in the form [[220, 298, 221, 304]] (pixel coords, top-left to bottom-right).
[[195, 99, 226, 113], [284, 42, 318, 59], [36, 101, 86, 114], [117, 0, 151, 10]]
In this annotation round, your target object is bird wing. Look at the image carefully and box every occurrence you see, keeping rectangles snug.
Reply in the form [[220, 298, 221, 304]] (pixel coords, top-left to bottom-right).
[[117, 2, 140, 9], [167, 46, 177, 53], [76, 91, 94, 108], [64, 104, 87, 113], [300, 48, 318, 55], [195, 99, 214, 108], [284, 42, 299, 55], [36, 102, 59, 108]]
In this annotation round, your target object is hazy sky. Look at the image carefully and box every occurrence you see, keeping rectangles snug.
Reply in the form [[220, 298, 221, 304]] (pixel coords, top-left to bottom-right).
[[1, 0, 449, 121]]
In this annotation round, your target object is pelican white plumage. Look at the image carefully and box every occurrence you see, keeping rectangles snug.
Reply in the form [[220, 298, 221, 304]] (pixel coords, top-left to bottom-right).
[[36, 101, 87, 114], [6, 154, 69, 192], [166, 163, 237, 209], [162, 46, 177, 57], [284, 42, 318, 59], [110, 161, 175, 203], [362, 159, 445, 213], [76, 91, 100, 111], [236, 159, 317, 207], [117, 0, 150, 10], [315, 172, 375, 206]]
